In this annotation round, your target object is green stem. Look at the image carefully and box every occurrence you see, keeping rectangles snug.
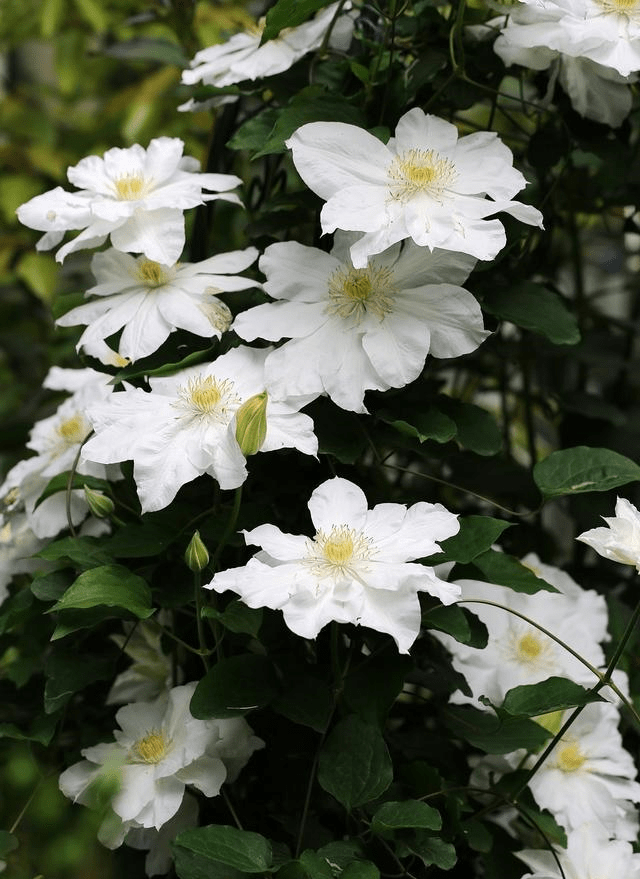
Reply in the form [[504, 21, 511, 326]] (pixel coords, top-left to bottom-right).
[[193, 570, 210, 672], [212, 486, 243, 571]]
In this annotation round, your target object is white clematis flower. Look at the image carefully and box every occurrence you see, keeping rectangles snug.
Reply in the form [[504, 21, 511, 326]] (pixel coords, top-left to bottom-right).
[[233, 234, 489, 413], [81, 346, 318, 513], [59, 682, 263, 839], [436, 554, 609, 706], [496, 0, 640, 79], [577, 497, 640, 571], [286, 107, 543, 268], [472, 699, 640, 839], [16, 137, 241, 264], [486, 4, 637, 126], [0, 367, 118, 539], [518, 822, 640, 879], [56, 247, 260, 362], [180, 1, 355, 110], [207, 476, 460, 653]]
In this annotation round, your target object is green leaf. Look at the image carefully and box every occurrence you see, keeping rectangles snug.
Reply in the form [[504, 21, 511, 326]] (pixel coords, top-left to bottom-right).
[[378, 406, 456, 444], [104, 521, 176, 558], [437, 398, 502, 456], [396, 832, 457, 870], [49, 565, 153, 618], [174, 825, 272, 873], [44, 650, 114, 714], [502, 677, 604, 717], [30, 569, 73, 602], [175, 847, 243, 879], [318, 714, 393, 810], [228, 108, 281, 153], [426, 516, 512, 564], [0, 712, 59, 746], [34, 471, 112, 509], [533, 446, 640, 498], [190, 654, 278, 719], [483, 282, 580, 346], [443, 705, 551, 753], [254, 87, 366, 158], [372, 800, 442, 834], [311, 397, 367, 464], [466, 549, 558, 594], [423, 605, 488, 648], [297, 851, 333, 879], [342, 862, 380, 879], [37, 536, 113, 569], [272, 676, 333, 732], [51, 606, 134, 640], [343, 653, 412, 723], [203, 600, 263, 637], [262, 0, 334, 41]]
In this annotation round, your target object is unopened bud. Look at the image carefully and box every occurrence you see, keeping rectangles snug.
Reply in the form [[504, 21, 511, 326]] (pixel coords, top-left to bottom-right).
[[84, 486, 115, 518], [185, 530, 209, 572], [235, 391, 268, 457]]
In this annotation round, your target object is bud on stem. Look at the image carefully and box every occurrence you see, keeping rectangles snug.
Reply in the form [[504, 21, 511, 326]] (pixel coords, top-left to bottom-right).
[[185, 530, 209, 572], [235, 391, 268, 457]]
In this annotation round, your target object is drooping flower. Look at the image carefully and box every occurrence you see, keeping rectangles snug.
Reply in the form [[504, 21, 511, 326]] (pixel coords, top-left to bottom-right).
[[518, 822, 640, 879], [286, 107, 543, 268], [0, 367, 119, 538], [16, 137, 241, 264], [207, 476, 460, 653], [435, 554, 609, 706], [56, 247, 260, 362], [81, 346, 318, 513], [233, 233, 488, 413], [180, 2, 355, 110], [495, 0, 640, 79], [577, 497, 640, 571], [59, 683, 263, 841], [482, 4, 637, 126], [107, 619, 177, 706]]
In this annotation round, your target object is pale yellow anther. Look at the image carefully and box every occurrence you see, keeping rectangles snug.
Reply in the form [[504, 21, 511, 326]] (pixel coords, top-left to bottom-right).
[[114, 173, 148, 201], [137, 260, 170, 287], [327, 264, 397, 323], [305, 525, 375, 578], [130, 731, 170, 764], [596, 0, 640, 12], [388, 148, 458, 202], [57, 413, 90, 445], [175, 375, 239, 422], [556, 741, 587, 773], [516, 632, 543, 662]]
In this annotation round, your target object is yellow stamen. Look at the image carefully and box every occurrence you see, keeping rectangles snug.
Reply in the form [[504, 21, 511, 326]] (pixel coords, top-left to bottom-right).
[[305, 525, 374, 578], [516, 632, 543, 662], [327, 264, 397, 323], [388, 149, 458, 202], [129, 731, 170, 764], [556, 741, 587, 773], [137, 260, 170, 287], [595, 0, 640, 12], [57, 413, 90, 445], [175, 375, 239, 422], [114, 174, 148, 201]]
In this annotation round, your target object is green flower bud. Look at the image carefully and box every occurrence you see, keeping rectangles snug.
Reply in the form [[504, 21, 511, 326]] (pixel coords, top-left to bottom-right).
[[185, 530, 209, 572], [235, 391, 268, 457], [84, 486, 115, 518]]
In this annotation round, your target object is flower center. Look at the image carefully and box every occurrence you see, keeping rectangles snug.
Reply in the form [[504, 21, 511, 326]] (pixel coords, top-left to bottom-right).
[[114, 173, 149, 201], [516, 632, 542, 661], [556, 741, 587, 773], [304, 524, 375, 579], [388, 149, 458, 202], [137, 260, 171, 287], [175, 375, 240, 423], [595, 0, 640, 13], [57, 413, 91, 445], [129, 730, 170, 764], [327, 264, 397, 323]]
